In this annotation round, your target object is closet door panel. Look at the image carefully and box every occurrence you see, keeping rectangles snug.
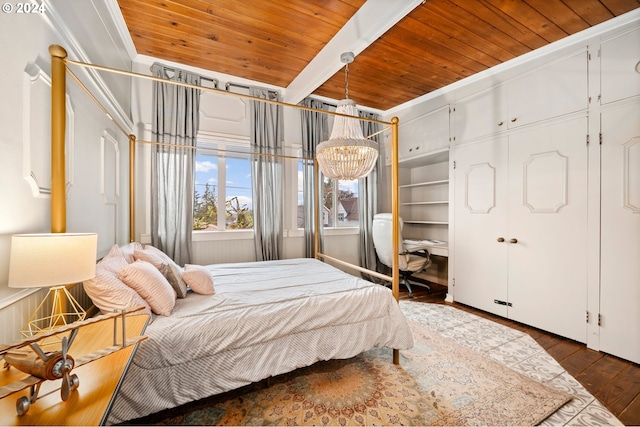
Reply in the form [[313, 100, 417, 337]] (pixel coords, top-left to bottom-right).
[[507, 51, 588, 128], [453, 88, 507, 143], [600, 101, 640, 364], [507, 117, 588, 343], [453, 138, 508, 316]]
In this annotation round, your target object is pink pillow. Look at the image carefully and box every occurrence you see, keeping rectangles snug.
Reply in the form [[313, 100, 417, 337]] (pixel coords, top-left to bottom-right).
[[83, 268, 151, 317], [99, 245, 128, 274], [182, 264, 215, 295], [120, 241, 143, 264], [143, 245, 181, 270], [118, 261, 176, 316], [133, 249, 166, 270]]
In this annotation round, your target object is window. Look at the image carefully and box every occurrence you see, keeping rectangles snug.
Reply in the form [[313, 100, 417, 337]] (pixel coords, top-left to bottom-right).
[[322, 177, 359, 228], [297, 159, 359, 228], [193, 136, 253, 231]]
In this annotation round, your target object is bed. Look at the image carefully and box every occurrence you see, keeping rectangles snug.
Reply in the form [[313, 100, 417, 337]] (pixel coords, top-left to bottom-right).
[[45, 45, 412, 423], [105, 257, 414, 424]]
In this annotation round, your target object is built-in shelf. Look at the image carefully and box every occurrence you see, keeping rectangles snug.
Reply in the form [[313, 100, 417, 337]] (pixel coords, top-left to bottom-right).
[[402, 201, 449, 206], [404, 220, 449, 225], [400, 179, 449, 188], [399, 147, 449, 167]]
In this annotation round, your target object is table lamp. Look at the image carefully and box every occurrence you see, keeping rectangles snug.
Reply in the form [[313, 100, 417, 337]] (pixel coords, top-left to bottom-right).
[[8, 233, 98, 337]]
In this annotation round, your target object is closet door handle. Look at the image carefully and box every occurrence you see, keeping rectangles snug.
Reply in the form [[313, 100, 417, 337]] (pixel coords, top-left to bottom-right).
[[509, 238, 518, 244], [511, 117, 517, 123], [497, 237, 505, 242]]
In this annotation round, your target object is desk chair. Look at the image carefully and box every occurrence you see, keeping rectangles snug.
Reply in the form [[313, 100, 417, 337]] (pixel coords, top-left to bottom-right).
[[371, 213, 431, 297]]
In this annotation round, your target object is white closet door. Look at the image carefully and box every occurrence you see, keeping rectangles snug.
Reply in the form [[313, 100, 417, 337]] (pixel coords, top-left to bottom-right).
[[600, 101, 640, 364], [453, 137, 509, 316], [507, 117, 588, 343]]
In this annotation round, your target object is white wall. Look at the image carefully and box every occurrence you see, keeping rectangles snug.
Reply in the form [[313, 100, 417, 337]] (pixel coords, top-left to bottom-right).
[[0, 0, 133, 343]]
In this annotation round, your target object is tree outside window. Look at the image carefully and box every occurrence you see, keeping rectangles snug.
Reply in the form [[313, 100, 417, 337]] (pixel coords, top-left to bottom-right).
[[193, 138, 254, 231], [297, 160, 359, 228]]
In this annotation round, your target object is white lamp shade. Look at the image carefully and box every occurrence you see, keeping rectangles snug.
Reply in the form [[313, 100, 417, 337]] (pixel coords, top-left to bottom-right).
[[8, 233, 98, 288]]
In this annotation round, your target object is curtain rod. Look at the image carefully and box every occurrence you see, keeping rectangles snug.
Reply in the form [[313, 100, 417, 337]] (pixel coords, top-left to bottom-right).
[[225, 81, 279, 97], [150, 63, 219, 88], [137, 138, 314, 161], [64, 58, 391, 126]]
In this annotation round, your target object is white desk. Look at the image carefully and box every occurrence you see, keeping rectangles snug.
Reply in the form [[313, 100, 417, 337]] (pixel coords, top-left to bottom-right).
[[404, 239, 449, 257]]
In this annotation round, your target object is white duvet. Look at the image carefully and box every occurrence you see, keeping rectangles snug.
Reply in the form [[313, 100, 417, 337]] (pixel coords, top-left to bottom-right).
[[107, 258, 414, 424]]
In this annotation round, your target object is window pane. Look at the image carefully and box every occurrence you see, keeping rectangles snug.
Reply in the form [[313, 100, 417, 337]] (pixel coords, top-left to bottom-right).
[[322, 177, 335, 227], [317, 176, 359, 228], [193, 139, 253, 231], [194, 152, 219, 230], [337, 179, 358, 227], [225, 156, 253, 229]]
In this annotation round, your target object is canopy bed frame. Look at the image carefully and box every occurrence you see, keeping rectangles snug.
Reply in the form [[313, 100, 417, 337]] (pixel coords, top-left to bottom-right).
[[46, 44, 411, 421]]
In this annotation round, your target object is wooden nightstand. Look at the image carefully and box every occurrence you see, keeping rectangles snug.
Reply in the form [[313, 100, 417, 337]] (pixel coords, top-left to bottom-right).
[[0, 312, 149, 426]]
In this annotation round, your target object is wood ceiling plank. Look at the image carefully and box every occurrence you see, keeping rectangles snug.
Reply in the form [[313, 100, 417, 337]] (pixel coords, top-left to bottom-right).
[[451, 0, 549, 50], [414, 3, 518, 63], [128, 31, 295, 87], [523, 0, 590, 33], [121, 13, 309, 73], [599, 0, 640, 16], [362, 33, 479, 83], [395, 13, 505, 70], [560, 0, 615, 26], [119, 1, 328, 54], [483, 0, 570, 43], [426, 0, 532, 58], [179, 0, 354, 41]]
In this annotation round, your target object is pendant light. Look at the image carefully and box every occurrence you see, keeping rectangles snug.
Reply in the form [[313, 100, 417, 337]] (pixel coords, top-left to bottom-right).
[[316, 52, 379, 180]]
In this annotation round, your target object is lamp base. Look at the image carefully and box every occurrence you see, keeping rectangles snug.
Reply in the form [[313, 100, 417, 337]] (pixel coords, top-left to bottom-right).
[[21, 286, 86, 337]]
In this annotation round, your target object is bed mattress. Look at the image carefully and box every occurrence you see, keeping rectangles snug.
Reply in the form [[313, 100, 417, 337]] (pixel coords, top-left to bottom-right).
[[107, 258, 414, 424]]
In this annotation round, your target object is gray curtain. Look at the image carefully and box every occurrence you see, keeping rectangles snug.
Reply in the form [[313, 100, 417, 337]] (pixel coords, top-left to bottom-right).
[[250, 88, 283, 261], [359, 111, 381, 279], [150, 64, 201, 266], [299, 98, 330, 257]]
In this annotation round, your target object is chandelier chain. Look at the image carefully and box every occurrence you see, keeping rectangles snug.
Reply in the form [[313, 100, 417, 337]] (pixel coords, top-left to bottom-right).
[[344, 63, 349, 100]]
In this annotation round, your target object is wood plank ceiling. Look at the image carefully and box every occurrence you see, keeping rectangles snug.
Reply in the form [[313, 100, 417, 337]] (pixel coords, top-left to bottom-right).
[[117, 0, 640, 111]]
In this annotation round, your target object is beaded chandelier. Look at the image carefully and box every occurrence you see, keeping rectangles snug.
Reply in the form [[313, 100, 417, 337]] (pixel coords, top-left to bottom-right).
[[316, 53, 378, 180]]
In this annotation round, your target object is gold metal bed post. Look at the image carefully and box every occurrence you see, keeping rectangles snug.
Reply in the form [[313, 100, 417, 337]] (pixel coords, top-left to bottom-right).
[[129, 134, 136, 242], [391, 117, 400, 365], [50, 45, 67, 233]]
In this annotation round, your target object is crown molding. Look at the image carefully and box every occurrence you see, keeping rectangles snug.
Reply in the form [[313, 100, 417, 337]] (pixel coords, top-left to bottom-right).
[[40, 0, 134, 131]]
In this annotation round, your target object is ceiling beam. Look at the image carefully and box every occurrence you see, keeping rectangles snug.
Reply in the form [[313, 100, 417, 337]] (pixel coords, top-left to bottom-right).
[[284, 0, 423, 105]]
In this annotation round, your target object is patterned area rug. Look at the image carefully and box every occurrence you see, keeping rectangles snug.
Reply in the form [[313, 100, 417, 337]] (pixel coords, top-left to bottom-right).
[[134, 305, 573, 426]]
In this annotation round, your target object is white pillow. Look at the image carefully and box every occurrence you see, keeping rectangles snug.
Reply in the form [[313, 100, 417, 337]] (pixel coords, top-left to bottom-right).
[[182, 264, 215, 295], [118, 260, 176, 316]]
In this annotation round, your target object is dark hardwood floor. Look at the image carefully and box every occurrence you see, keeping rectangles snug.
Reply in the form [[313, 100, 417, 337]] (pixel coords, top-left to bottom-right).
[[399, 283, 640, 426]]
